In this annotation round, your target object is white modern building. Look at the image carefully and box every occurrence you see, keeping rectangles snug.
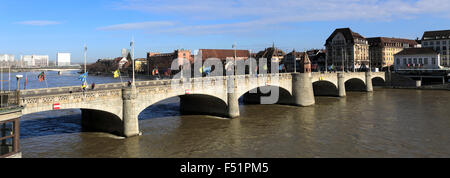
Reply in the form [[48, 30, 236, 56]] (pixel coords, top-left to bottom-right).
[[421, 30, 450, 67], [23, 55, 49, 67], [0, 54, 15, 62], [57, 52, 71, 66], [394, 48, 442, 70]]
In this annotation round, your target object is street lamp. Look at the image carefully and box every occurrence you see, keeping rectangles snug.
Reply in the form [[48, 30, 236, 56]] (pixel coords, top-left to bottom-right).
[[233, 43, 237, 76], [16, 75, 23, 106], [131, 37, 136, 86]]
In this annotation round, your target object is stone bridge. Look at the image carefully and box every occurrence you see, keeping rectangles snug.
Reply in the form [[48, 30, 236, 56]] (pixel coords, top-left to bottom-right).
[[12, 72, 385, 137]]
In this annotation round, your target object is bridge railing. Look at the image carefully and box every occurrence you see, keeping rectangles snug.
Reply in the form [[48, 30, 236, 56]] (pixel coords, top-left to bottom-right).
[[18, 73, 297, 97]]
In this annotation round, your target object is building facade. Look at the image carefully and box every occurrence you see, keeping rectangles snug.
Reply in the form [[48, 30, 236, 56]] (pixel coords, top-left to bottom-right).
[[325, 28, 369, 71], [394, 48, 441, 70], [57, 53, 71, 66], [0, 54, 14, 62], [367, 37, 419, 70], [147, 49, 193, 75], [23, 55, 49, 67], [421, 30, 450, 67]]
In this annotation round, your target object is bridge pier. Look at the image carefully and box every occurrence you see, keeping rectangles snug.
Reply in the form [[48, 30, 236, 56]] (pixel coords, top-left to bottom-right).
[[122, 86, 140, 137], [292, 73, 315, 106], [227, 77, 240, 118], [365, 72, 373, 92], [338, 73, 346, 97]]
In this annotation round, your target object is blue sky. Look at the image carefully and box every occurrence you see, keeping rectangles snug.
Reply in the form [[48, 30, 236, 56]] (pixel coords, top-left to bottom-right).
[[1, 0, 450, 63]]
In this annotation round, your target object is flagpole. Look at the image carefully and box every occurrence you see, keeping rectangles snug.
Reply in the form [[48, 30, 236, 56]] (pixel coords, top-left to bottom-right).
[[131, 36, 135, 86], [84, 44, 88, 85], [45, 71, 48, 88]]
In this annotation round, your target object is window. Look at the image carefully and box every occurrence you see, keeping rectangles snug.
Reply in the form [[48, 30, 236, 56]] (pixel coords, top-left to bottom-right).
[[424, 58, 428, 64], [397, 58, 400, 65], [432, 58, 436, 65], [437, 41, 441, 45], [419, 58, 423, 64], [403, 58, 407, 64], [423, 42, 429, 46], [408, 58, 412, 64], [413, 58, 417, 64], [430, 41, 434, 45], [0, 119, 19, 157]]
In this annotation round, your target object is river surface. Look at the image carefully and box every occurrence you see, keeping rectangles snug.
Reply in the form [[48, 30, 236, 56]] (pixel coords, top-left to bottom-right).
[[15, 71, 450, 158]]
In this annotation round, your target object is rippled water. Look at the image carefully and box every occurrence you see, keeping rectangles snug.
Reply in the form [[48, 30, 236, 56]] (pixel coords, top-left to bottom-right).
[[19, 88, 450, 158]]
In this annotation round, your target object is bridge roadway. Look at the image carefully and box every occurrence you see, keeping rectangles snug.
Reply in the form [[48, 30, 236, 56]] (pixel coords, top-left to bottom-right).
[[10, 72, 385, 137]]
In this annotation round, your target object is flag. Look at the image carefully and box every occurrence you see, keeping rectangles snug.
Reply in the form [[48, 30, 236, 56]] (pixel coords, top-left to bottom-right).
[[113, 70, 120, 78], [279, 64, 285, 71], [225, 61, 233, 71], [38, 72, 45, 82], [152, 69, 159, 76], [203, 66, 212, 74], [24, 75, 28, 89], [79, 72, 88, 82]]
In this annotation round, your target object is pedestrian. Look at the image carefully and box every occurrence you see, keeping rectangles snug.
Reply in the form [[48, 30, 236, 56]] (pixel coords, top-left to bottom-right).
[[127, 81, 132, 87], [91, 83, 96, 90], [82, 82, 87, 92]]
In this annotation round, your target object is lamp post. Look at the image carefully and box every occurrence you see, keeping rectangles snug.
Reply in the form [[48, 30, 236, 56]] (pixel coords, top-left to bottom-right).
[[84, 44, 87, 74], [131, 37, 135, 86], [233, 43, 237, 76], [16, 75, 23, 106], [294, 49, 297, 73]]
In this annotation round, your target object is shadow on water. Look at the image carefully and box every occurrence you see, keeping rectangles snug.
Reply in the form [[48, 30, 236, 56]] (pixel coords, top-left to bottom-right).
[[138, 102, 181, 121], [20, 110, 83, 139]]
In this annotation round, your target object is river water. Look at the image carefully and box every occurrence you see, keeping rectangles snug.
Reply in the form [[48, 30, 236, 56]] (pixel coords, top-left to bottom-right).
[[15, 71, 450, 158]]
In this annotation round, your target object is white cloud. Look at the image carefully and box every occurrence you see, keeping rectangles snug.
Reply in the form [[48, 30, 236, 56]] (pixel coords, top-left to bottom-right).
[[111, 0, 450, 35], [97, 21, 176, 31], [15, 20, 61, 26]]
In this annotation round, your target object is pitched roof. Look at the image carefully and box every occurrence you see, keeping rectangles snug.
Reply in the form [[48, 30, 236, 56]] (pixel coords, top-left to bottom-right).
[[395, 48, 438, 56], [366, 37, 418, 47], [325, 28, 366, 45], [255, 47, 286, 59], [422, 30, 450, 40], [199, 49, 250, 61]]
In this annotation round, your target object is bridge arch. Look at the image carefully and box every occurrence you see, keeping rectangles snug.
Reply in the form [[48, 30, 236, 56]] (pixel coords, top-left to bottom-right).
[[372, 77, 386, 86], [312, 81, 339, 96], [20, 108, 124, 137], [136, 93, 229, 119], [345, 78, 367, 91], [239, 85, 293, 105]]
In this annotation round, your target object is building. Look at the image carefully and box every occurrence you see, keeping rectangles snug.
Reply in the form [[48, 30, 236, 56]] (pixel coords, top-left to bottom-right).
[[325, 28, 369, 71], [283, 50, 321, 72], [197, 49, 250, 62], [394, 48, 441, 70], [299, 52, 311, 73], [0, 54, 14, 62], [367, 37, 419, 70], [22, 55, 49, 67], [57, 53, 71, 66], [134, 58, 147, 73], [254, 45, 285, 73], [421, 30, 450, 67], [255, 45, 285, 63], [147, 49, 193, 75]]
